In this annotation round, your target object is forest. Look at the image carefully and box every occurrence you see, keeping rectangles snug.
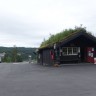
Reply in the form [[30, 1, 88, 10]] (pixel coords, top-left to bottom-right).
[[0, 47, 37, 62]]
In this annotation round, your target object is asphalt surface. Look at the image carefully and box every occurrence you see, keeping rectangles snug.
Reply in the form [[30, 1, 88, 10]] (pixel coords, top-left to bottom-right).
[[0, 63, 96, 96]]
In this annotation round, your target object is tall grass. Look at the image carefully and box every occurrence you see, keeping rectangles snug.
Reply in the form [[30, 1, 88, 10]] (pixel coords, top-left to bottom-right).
[[40, 27, 86, 48]]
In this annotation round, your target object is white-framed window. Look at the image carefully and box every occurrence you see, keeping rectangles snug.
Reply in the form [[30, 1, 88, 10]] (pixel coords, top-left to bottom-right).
[[62, 47, 79, 56], [73, 47, 78, 54], [68, 47, 72, 55]]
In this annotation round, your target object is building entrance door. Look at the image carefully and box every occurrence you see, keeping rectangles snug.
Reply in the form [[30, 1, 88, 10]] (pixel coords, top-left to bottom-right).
[[87, 47, 94, 63]]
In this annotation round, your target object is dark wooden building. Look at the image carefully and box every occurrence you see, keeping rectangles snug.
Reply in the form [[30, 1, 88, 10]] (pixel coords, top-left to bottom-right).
[[38, 31, 96, 65]]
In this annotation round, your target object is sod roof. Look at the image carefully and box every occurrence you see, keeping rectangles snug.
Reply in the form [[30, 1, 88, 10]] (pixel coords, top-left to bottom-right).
[[39, 27, 92, 49]]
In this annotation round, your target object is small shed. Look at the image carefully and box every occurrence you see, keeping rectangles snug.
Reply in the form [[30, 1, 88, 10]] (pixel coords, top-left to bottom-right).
[[38, 28, 96, 65]]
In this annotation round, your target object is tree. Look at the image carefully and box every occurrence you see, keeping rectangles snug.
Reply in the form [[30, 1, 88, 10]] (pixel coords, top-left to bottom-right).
[[12, 45, 18, 62], [2, 53, 11, 62], [0, 46, 37, 62], [17, 54, 22, 62]]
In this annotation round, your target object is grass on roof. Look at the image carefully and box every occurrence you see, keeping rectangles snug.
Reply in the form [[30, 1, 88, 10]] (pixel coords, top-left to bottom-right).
[[40, 27, 88, 48]]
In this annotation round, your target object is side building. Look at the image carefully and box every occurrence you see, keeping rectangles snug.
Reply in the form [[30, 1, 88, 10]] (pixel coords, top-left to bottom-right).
[[0, 53, 5, 63], [37, 29, 96, 66]]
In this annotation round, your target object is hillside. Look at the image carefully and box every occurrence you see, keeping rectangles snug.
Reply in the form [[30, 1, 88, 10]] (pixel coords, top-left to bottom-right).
[[0, 47, 37, 62]]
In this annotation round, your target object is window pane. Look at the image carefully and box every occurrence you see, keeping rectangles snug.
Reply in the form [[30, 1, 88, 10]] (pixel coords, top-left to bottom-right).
[[73, 47, 78, 54], [68, 47, 72, 54]]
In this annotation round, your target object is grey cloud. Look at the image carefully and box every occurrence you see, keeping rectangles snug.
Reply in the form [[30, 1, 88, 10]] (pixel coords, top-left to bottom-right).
[[0, 0, 96, 47], [0, 15, 51, 47]]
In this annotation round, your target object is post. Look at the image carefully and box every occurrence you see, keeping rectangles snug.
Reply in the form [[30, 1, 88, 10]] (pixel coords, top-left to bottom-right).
[[53, 43, 60, 67]]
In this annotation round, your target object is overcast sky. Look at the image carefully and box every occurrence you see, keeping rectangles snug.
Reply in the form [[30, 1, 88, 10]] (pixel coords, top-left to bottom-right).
[[0, 0, 96, 47]]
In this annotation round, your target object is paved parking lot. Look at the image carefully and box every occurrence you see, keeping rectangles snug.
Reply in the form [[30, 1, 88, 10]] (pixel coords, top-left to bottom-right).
[[0, 63, 96, 96]]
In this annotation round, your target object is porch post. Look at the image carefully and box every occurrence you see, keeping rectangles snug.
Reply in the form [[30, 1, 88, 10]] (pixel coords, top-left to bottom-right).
[[53, 43, 60, 67]]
